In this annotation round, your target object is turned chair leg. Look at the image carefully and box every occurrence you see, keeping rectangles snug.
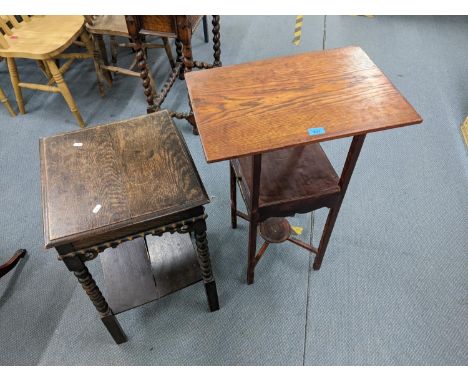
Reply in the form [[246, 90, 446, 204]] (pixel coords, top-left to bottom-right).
[[0, 85, 16, 116], [230, 162, 237, 229], [45, 59, 85, 128], [6, 58, 25, 114]]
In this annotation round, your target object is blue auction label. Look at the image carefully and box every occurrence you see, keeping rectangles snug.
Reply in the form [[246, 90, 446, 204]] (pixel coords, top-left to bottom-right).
[[307, 127, 326, 136]]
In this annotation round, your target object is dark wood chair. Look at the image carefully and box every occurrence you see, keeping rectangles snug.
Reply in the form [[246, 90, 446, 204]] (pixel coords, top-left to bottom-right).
[[0, 249, 26, 279], [125, 15, 221, 133]]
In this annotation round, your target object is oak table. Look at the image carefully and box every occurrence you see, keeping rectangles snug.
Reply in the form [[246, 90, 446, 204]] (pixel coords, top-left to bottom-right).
[[40, 111, 219, 344], [186, 46, 422, 284]]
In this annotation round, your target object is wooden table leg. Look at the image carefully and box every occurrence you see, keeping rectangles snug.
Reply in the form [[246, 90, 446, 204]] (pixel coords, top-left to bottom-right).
[[175, 38, 184, 80], [194, 219, 219, 312], [211, 16, 221, 67], [60, 254, 127, 344], [202, 16, 209, 43], [247, 154, 262, 285], [125, 15, 155, 114], [176, 16, 194, 75], [230, 162, 237, 229], [313, 134, 366, 270]]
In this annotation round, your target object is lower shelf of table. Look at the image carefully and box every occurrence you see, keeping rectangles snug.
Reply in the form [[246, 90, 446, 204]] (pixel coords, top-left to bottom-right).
[[99, 232, 202, 315]]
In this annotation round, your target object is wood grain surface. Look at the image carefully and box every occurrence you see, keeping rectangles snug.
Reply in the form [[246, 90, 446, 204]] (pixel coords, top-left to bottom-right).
[[40, 110, 209, 249], [186, 46, 423, 163], [0, 16, 85, 59]]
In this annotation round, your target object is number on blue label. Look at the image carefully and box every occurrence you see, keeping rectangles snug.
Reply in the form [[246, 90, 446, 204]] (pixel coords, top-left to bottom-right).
[[308, 127, 325, 136]]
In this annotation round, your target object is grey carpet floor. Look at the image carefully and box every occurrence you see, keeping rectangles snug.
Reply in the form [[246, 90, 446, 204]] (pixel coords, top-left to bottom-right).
[[0, 16, 466, 365]]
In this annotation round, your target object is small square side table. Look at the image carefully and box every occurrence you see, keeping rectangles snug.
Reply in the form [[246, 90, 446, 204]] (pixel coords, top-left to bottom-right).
[[40, 110, 219, 343]]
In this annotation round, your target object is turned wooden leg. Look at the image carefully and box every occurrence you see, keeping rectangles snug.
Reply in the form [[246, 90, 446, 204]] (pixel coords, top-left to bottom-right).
[[313, 134, 366, 270], [187, 94, 198, 135], [202, 15, 209, 43], [162, 37, 175, 69], [230, 162, 237, 229], [194, 219, 219, 312], [0, 85, 16, 117], [45, 59, 85, 128], [6, 58, 25, 114], [175, 38, 184, 80], [212, 16, 221, 67], [0, 249, 26, 278], [61, 254, 127, 344], [125, 16, 155, 113], [80, 31, 105, 97]]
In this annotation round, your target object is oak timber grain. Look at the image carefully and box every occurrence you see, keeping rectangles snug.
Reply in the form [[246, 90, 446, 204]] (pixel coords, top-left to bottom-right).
[[185, 46, 423, 163], [40, 111, 209, 249], [146, 232, 202, 298], [100, 238, 158, 314]]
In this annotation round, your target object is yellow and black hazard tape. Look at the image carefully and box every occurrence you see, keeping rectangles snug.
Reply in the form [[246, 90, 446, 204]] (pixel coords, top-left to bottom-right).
[[461, 116, 468, 148], [292, 15, 303, 46]]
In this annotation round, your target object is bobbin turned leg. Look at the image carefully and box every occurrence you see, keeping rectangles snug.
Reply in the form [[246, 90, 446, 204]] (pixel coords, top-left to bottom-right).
[[125, 15, 155, 114], [194, 219, 219, 312], [45, 59, 85, 127], [211, 16, 221, 67], [7, 58, 25, 114], [60, 254, 127, 344], [175, 38, 184, 80]]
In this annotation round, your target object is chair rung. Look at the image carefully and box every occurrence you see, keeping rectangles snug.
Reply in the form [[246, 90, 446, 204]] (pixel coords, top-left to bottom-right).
[[101, 65, 140, 77], [55, 53, 92, 59], [18, 82, 60, 93]]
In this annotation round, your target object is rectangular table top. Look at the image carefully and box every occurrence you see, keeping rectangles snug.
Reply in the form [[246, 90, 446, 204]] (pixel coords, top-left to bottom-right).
[[186, 46, 422, 163], [40, 111, 209, 249]]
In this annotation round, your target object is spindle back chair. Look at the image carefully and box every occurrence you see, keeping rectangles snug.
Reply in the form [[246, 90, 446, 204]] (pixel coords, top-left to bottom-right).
[[0, 15, 100, 127]]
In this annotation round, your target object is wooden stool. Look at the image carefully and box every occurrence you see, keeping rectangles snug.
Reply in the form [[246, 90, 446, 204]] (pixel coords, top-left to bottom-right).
[[125, 15, 221, 134], [40, 110, 219, 344], [185, 46, 422, 284]]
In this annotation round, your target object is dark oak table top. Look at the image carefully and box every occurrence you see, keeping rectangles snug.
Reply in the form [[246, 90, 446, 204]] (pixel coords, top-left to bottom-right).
[[186, 46, 423, 163], [40, 110, 209, 250]]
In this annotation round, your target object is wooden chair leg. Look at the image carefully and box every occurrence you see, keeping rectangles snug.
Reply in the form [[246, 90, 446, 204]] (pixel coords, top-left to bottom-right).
[[162, 37, 175, 69], [0, 249, 26, 279], [230, 162, 237, 228], [45, 59, 85, 128], [80, 31, 105, 97], [6, 58, 25, 114], [0, 85, 16, 116]]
